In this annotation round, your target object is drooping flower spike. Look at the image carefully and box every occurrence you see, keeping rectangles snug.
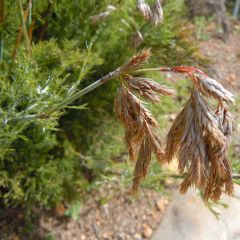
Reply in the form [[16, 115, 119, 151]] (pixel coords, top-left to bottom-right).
[[114, 50, 235, 200]]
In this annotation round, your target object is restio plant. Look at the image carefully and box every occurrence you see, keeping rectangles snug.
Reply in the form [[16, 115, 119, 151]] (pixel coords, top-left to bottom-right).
[[0, 0, 212, 210]]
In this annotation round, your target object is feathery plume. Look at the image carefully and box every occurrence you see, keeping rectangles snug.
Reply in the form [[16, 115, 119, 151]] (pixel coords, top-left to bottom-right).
[[165, 90, 233, 200], [191, 73, 235, 104], [151, 0, 164, 26], [165, 106, 187, 163], [137, 0, 152, 20], [115, 85, 158, 161], [121, 49, 151, 71], [204, 110, 235, 200], [132, 137, 152, 192], [127, 76, 176, 102], [115, 82, 165, 191]]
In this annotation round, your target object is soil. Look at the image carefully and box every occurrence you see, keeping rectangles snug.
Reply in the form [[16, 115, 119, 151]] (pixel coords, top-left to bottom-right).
[[37, 185, 170, 240], [200, 23, 240, 91]]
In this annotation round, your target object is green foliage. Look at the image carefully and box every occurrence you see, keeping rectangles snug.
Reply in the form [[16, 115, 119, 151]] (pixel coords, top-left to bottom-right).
[[0, 0, 202, 210], [0, 40, 101, 207]]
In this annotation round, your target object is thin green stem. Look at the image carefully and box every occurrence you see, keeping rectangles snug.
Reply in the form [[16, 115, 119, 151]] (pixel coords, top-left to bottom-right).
[[27, 0, 32, 28], [132, 67, 172, 74], [44, 68, 122, 115], [4, 67, 122, 124], [16, 0, 31, 57], [4, 65, 175, 123], [0, 0, 5, 61]]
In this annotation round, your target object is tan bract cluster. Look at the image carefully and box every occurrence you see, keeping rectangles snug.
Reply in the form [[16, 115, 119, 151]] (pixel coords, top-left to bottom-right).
[[137, 0, 164, 26], [114, 50, 236, 201], [192, 73, 235, 104], [120, 49, 151, 71], [165, 91, 234, 201], [127, 76, 176, 101], [115, 84, 170, 192], [115, 51, 175, 192]]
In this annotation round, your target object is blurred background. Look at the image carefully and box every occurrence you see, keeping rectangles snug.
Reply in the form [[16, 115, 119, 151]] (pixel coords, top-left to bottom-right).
[[0, 0, 240, 239]]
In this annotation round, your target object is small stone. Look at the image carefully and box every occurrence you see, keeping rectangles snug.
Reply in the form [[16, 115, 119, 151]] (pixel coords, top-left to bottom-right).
[[80, 235, 86, 240], [227, 74, 236, 86], [134, 233, 142, 240], [169, 113, 176, 121], [156, 197, 168, 211], [55, 202, 66, 216], [142, 224, 153, 238], [102, 232, 110, 239], [117, 233, 125, 240]]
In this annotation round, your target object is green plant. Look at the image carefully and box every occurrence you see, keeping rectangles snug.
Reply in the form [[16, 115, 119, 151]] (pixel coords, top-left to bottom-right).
[[0, 0, 206, 211]]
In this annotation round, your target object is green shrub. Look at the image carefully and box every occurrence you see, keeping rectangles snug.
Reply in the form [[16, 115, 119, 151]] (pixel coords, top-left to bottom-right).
[[0, 0, 202, 209]]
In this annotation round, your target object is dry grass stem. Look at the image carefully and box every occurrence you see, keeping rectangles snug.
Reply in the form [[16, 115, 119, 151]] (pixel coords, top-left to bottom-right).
[[90, 5, 117, 23]]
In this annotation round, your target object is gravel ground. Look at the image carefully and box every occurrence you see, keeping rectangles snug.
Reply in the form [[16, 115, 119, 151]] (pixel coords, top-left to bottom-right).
[[37, 182, 170, 240]]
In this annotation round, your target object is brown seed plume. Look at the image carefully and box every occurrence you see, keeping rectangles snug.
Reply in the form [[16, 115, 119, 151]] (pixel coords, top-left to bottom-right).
[[165, 90, 233, 200], [127, 76, 176, 102], [115, 83, 165, 191], [204, 110, 234, 201], [132, 137, 152, 192], [115, 85, 158, 160], [121, 49, 151, 71], [151, 0, 164, 26], [192, 73, 235, 104], [165, 107, 187, 164]]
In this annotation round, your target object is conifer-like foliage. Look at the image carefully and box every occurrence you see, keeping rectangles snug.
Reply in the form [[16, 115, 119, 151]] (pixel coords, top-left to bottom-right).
[[0, 0, 203, 209]]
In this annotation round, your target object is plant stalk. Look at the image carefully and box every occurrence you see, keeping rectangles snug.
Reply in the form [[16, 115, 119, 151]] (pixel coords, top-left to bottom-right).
[[44, 68, 122, 115], [132, 67, 171, 74], [0, 0, 5, 61], [16, 0, 31, 57], [5, 66, 176, 123]]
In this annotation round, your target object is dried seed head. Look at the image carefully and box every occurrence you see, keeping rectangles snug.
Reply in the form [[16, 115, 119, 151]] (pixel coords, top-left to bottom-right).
[[121, 49, 151, 71], [165, 106, 187, 164], [165, 90, 233, 200], [115, 85, 158, 161], [193, 91, 227, 146], [127, 76, 176, 102], [115, 82, 165, 191], [151, 0, 164, 26], [132, 137, 152, 192], [137, 0, 152, 20], [192, 73, 235, 104]]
